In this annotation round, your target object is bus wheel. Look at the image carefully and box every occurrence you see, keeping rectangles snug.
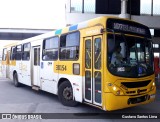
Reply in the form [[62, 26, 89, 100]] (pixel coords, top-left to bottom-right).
[[13, 73, 21, 87], [58, 81, 78, 107]]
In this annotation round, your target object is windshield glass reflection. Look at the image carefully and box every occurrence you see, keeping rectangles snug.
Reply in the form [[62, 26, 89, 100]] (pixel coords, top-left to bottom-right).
[[108, 34, 154, 78]]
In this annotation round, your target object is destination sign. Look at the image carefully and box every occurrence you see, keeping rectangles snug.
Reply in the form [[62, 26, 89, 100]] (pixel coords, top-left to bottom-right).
[[113, 23, 146, 35], [107, 18, 151, 38]]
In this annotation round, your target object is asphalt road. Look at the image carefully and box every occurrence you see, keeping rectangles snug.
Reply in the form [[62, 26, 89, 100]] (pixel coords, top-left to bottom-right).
[[0, 77, 160, 122]]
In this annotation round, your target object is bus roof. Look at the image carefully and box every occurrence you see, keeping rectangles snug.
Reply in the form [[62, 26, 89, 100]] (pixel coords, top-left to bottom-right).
[[22, 16, 111, 42], [20, 16, 127, 43], [2, 16, 150, 47], [3, 42, 19, 48]]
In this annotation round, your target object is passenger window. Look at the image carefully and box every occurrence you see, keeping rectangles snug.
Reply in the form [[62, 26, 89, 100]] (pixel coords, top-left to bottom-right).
[[22, 43, 30, 60], [16, 45, 22, 60], [10, 46, 16, 60], [43, 36, 59, 61], [60, 32, 80, 60]]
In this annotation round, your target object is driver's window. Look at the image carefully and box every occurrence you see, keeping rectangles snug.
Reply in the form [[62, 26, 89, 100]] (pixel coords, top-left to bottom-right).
[[108, 34, 125, 67]]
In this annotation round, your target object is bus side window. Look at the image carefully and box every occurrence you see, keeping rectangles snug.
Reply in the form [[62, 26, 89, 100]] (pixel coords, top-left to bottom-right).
[[16, 45, 22, 60], [10, 46, 16, 60], [59, 31, 80, 60], [2, 48, 7, 61], [22, 43, 30, 60], [43, 36, 59, 61]]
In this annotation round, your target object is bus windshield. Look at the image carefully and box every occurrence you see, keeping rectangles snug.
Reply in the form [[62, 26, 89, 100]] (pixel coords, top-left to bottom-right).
[[107, 34, 154, 78]]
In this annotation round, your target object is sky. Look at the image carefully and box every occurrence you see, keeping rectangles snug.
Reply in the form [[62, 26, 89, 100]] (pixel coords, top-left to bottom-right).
[[141, 0, 160, 15], [0, 0, 66, 29], [0, 0, 66, 50], [0, 0, 159, 50]]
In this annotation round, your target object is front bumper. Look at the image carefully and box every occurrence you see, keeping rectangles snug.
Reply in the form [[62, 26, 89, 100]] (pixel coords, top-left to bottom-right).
[[104, 88, 156, 111]]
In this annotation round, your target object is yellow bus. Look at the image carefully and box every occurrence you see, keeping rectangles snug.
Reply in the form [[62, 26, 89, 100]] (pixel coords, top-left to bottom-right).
[[1, 16, 156, 111], [1, 42, 18, 78]]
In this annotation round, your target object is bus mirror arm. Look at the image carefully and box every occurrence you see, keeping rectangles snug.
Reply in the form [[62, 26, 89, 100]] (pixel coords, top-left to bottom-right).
[[106, 28, 115, 40], [106, 28, 115, 33]]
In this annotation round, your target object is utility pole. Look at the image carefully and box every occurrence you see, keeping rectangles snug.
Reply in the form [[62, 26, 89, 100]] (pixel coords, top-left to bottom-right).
[[119, 0, 130, 19]]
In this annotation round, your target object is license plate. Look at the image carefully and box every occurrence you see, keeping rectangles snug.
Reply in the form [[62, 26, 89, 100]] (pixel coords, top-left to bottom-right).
[[150, 94, 155, 99]]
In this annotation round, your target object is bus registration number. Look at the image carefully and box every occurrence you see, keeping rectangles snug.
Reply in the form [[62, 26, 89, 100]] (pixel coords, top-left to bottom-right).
[[56, 65, 67, 71]]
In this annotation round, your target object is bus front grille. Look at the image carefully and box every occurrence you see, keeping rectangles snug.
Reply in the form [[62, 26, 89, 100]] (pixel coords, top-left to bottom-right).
[[121, 80, 151, 88], [126, 89, 147, 95]]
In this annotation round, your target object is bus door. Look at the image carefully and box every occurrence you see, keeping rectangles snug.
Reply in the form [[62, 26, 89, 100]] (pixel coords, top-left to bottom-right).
[[84, 35, 102, 106], [32, 46, 40, 87]]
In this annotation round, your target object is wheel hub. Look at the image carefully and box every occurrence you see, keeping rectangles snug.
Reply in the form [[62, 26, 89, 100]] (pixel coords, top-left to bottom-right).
[[63, 87, 72, 100]]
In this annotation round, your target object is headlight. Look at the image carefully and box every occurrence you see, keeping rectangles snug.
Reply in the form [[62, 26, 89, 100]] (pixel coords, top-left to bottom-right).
[[152, 82, 155, 86], [111, 85, 124, 95], [150, 81, 155, 91], [113, 86, 117, 91]]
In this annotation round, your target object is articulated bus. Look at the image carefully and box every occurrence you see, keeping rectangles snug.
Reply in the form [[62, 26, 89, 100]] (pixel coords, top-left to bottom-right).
[[1, 16, 156, 111]]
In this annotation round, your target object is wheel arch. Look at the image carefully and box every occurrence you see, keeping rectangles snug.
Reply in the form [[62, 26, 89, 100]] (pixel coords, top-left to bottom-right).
[[57, 77, 78, 106], [12, 70, 18, 77], [57, 78, 71, 89], [13, 70, 17, 77]]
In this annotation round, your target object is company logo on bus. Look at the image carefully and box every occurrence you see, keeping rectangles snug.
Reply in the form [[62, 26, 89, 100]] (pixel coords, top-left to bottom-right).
[[137, 89, 141, 94]]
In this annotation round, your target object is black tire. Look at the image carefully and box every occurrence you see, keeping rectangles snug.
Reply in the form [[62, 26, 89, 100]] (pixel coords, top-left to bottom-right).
[[58, 81, 78, 107], [13, 73, 21, 87]]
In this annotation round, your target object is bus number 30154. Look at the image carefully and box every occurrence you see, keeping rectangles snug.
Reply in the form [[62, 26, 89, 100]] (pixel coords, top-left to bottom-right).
[[56, 65, 67, 71]]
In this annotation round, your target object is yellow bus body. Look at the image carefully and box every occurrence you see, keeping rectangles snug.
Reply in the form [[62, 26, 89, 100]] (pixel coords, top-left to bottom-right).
[[1, 16, 156, 111]]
